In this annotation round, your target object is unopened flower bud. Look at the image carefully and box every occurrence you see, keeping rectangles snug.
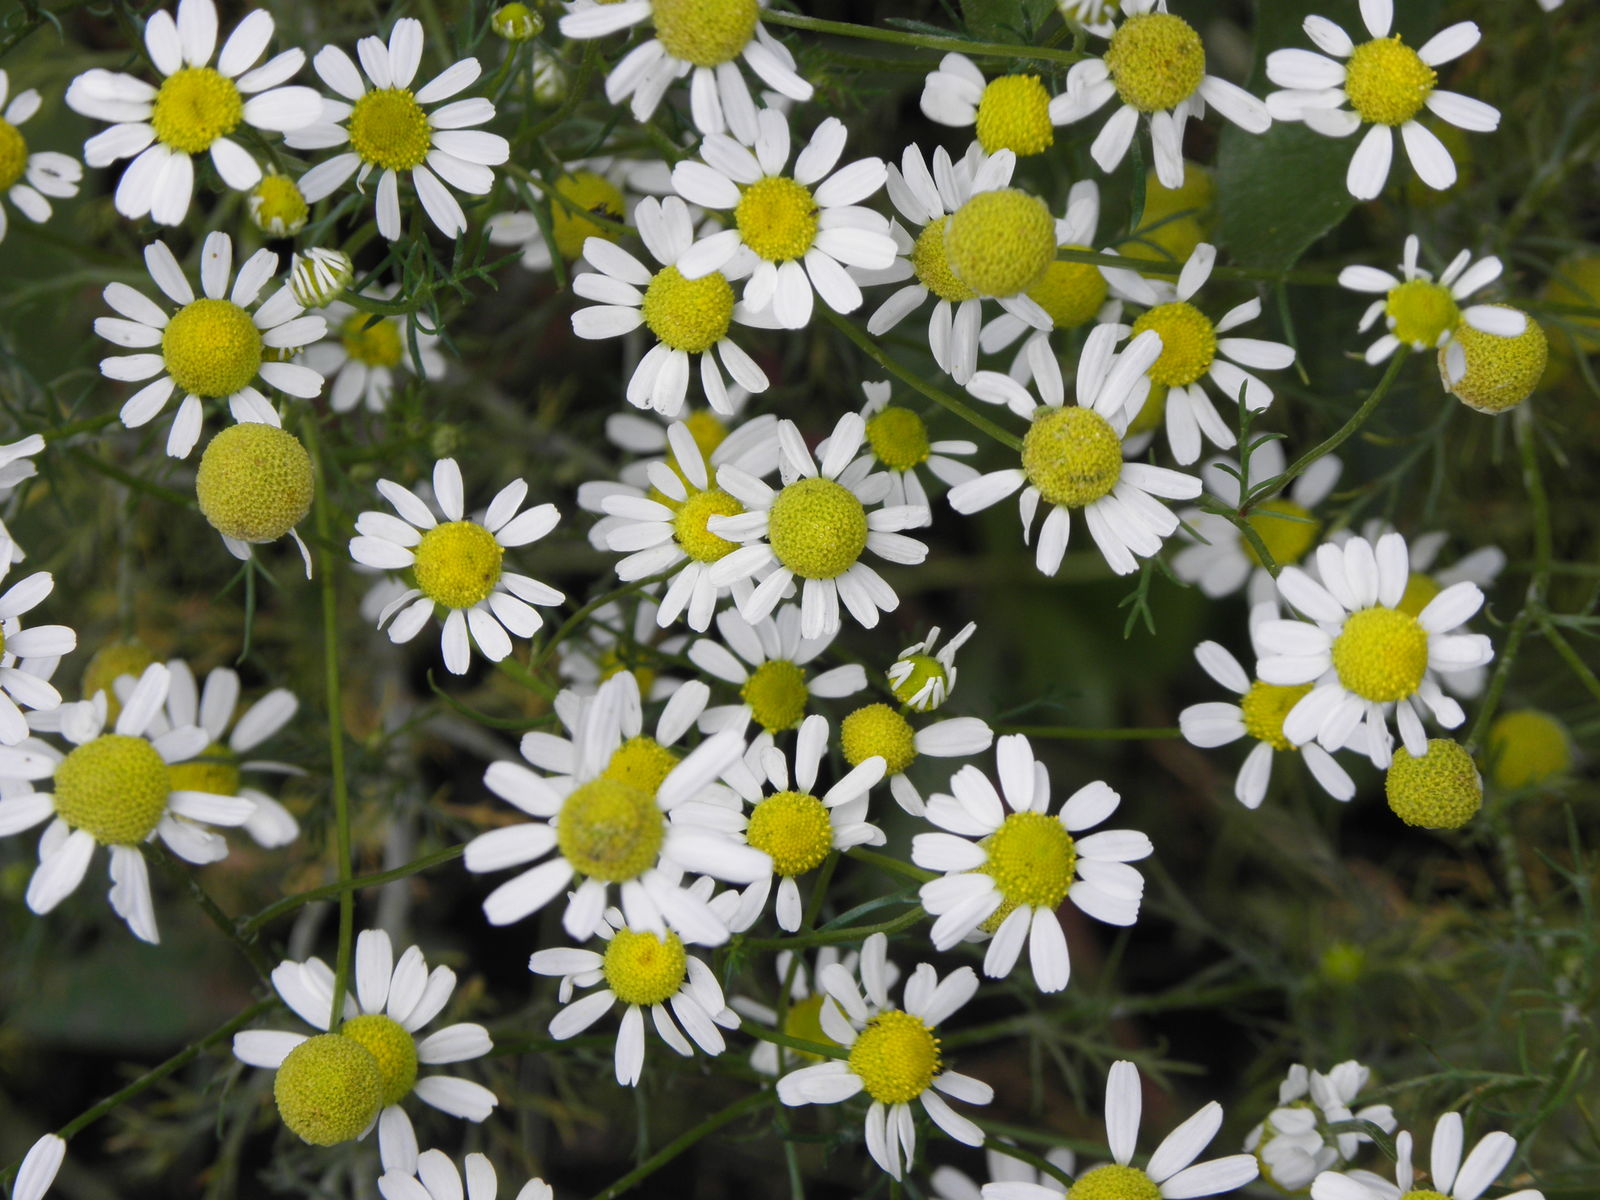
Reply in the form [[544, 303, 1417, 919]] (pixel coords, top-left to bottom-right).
[[290, 248, 353, 309]]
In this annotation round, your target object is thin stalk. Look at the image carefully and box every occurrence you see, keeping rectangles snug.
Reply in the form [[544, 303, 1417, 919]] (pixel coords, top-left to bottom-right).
[[582, 1090, 768, 1200], [760, 10, 1083, 68], [239, 844, 466, 935], [740, 905, 924, 950], [151, 846, 273, 982], [745, 1025, 849, 1061], [995, 725, 1182, 739]]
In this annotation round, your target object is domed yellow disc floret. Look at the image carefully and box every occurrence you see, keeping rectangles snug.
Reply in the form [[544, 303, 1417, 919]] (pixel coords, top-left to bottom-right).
[[866, 406, 931, 472], [1244, 499, 1320, 569], [0, 119, 26, 192], [168, 740, 242, 797], [767, 477, 868, 580], [945, 189, 1056, 299], [412, 521, 504, 610], [736, 176, 818, 263], [52, 733, 171, 846], [339, 1013, 419, 1107], [672, 487, 743, 563], [782, 993, 838, 1060], [1398, 1191, 1449, 1200], [1029, 251, 1110, 330], [847, 1009, 940, 1104], [150, 67, 242, 154], [1131, 301, 1217, 387], [891, 654, 946, 712], [652, 0, 759, 67], [603, 736, 681, 795], [643, 266, 735, 354], [338, 312, 404, 369], [1442, 306, 1547, 414], [974, 74, 1055, 156], [549, 170, 626, 260], [1105, 13, 1206, 113], [248, 174, 309, 236], [603, 927, 688, 1006], [1396, 572, 1441, 618], [82, 640, 158, 714], [273, 1033, 385, 1147], [196, 424, 314, 544], [556, 778, 664, 882], [349, 89, 433, 171], [746, 789, 832, 876], [1344, 37, 1436, 127], [1486, 709, 1571, 790], [1021, 406, 1124, 509], [911, 219, 978, 303], [1332, 606, 1428, 702], [841, 703, 917, 776], [1385, 278, 1459, 348], [741, 659, 809, 733], [163, 299, 263, 398], [978, 810, 1076, 932], [1386, 738, 1481, 829], [1240, 680, 1313, 751], [1067, 1163, 1163, 1200]]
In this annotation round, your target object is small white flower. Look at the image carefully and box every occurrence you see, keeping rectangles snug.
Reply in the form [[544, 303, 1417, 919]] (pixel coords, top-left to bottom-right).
[[0, 71, 82, 244], [834, 383, 978, 526], [487, 156, 668, 272], [886, 621, 977, 713], [689, 605, 868, 736], [0, 555, 73, 744], [730, 945, 894, 1076], [379, 1149, 553, 1200], [302, 287, 446, 414], [921, 53, 1077, 160], [1310, 1111, 1543, 1200]]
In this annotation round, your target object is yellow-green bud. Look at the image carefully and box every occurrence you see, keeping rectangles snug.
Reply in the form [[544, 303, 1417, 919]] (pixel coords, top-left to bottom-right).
[[290, 248, 353, 309], [196, 424, 314, 544], [1486, 709, 1572, 790], [1385, 738, 1482, 829], [493, 3, 543, 40], [274, 1034, 385, 1146]]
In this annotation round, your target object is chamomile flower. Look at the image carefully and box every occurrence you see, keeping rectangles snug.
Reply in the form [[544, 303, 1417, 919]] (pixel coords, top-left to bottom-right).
[[1265, 3, 1499, 200], [379, 1150, 553, 1200], [291, 19, 510, 240], [0, 664, 254, 944], [1246, 1061, 1396, 1193], [777, 933, 993, 1180], [732, 945, 892, 1075], [831, 383, 978, 522], [1256, 532, 1493, 768], [531, 893, 739, 1086], [920, 54, 1075, 158], [65, 0, 320, 225], [1054, 0, 1271, 189], [348, 458, 563, 676], [301, 288, 446, 414], [951, 325, 1203, 577], [913, 735, 1151, 992], [689, 605, 868, 736], [1180, 605, 1357, 808], [487, 157, 666, 271], [245, 167, 308, 236], [1310, 1112, 1543, 1200], [1338, 235, 1526, 366], [94, 232, 325, 458], [557, 0, 812, 140], [555, 597, 685, 701], [571, 194, 769, 416], [888, 622, 977, 714], [707, 413, 929, 639], [0, 72, 81, 244], [232, 929, 497, 1173], [839, 699, 993, 817], [671, 108, 896, 329], [0, 558, 73, 744], [10, 1135, 65, 1200]]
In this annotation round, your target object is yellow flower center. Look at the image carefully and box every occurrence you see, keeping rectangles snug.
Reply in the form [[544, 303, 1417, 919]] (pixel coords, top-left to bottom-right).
[[1487, 709, 1571, 790], [162, 298, 263, 398], [683, 410, 729, 460], [1386, 278, 1460, 348], [335, 312, 403, 369], [978, 810, 1076, 932], [81, 641, 157, 718], [412, 521, 503, 610], [1240, 680, 1314, 752], [847, 1009, 940, 1104], [273, 1033, 384, 1147], [196, 424, 314, 544], [840, 703, 917, 776], [1021, 406, 1124, 509], [911, 219, 977, 303], [338, 1013, 419, 1107], [746, 789, 833, 877], [52, 733, 171, 846], [890, 654, 947, 712], [1131, 300, 1217, 387], [602, 927, 688, 1006], [766, 477, 868, 580], [1385, 739, 1481, 830], [0, 119, 28, 191], [248, 175, 309, 237], [1397, 572, 1441, 617], [741, 659, 809, 733], [945, 189, 1057, 298], [780, 993, 838, 1061], [349, 88, 433, 171], [865, 405, 931, 472], [735, 176, 819, 263], [168, 740, 242, 797], [1331, 606, 1429, 702], [671, 487, 742, 563], [1243, 499, 1320, 568], [1029, 249, 1110, 329], [1105, 13, 1206, 113], [642, 265, 735, 353], [1125, 384, 1167, 436], [651, 0, 759, 67], [1399, 1192, 1450, 1200], [549, 170, 626, 260], [150, 67, 243, 154], [1344, 36, 1437, 126], [556, 777, 664, 882], [602, 736, 680, 795], [596, 650, 657, 700], [974, 74, 1055, 156], [1067, 1164, 1163, 1200], [1442, 306, 1547, 414]]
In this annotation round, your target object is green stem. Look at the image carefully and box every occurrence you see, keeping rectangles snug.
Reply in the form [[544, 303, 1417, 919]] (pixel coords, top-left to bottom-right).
[[760, 10, 1084, 68], [744, 1025, 848, 1061], [151, 847, 273, 982], [583, 1090, 768, 1200], [1540, 620, 1600, 707], [846, 846, 936, 883], [971, 1124, 1076, 1188], [239, 844, 466, 935], [1053, 246, 1339, 287], [533, 570, 674, 673], [739, 905, 924, 950], [994, 724, 1183, 740], [42, 411, 120, 442]]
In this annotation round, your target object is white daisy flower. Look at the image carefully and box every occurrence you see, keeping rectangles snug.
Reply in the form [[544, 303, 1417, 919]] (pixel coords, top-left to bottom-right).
[[291, 19, 510, 240], [776, 932, 994, 1181], [531, 890, 739, 1086], [10, 1134, 65, 1200], [0, 663, 254, 944], [1180, 603, 1357, 809], [555, 596, 685, 700], [732, 945, 893, 1076], [379, 1150, 553, 1200], [951, 325, 1203, 577], [1310, 1111, 1543, 1200], [557, 0, 812, 140], [987, 1060, 1259, 1199], [0, 556, 73, 744], [1245, 1061, 1396, 1193], [487, 156, 667, 272], [832, 382, 978, 522], [1255, 531, 1494, 768], [921, 53, 1076, 159], [93, 231, 326, 458], [1058, 0, 1118, 37], [232, 928, 497, 1174], [348, 458, 564, 676], [838, 695, 993, 818], [706, 412, 929, 639], [0, 71, 81, 244], [689, 605, 868, 737], [65, 0, 320, 225], [1171, 442, 1343, 601], [1265, 1, 1500, 200], [1338, 235, 1526, 368], [933, 1146, 1076, 1200], [302, 288, 446, 414], [1053, 0, 1270, 189], [466, 672, 767, 943], [671, 107, 896, 329], [887, 621, 977, 714], [913, 734, 1151, 992], [571, 194, 770, 416]]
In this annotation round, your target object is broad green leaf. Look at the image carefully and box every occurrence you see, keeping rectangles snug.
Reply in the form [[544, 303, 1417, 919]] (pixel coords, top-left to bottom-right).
[[959, 0, 1057, 42]]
